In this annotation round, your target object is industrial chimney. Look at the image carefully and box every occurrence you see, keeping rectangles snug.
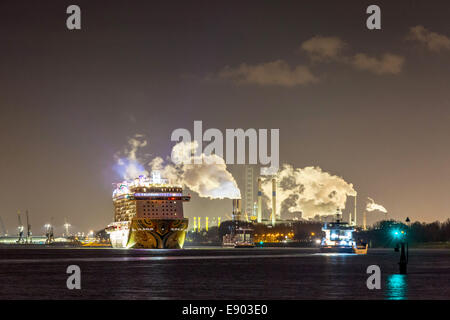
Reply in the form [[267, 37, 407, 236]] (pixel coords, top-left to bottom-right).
[[354, 195, 357, 226], [363, 211, 367, 231], [271, 178, 276, 225], [257, 178, 262, 223], [232, 199, 242, 222]]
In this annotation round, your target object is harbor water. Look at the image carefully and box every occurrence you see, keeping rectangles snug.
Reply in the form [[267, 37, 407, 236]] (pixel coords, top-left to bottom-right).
[[0, 247, 448, 300]]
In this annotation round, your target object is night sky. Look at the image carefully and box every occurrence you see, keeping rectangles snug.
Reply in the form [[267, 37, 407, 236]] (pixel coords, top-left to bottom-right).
[[0, 1, 449, 233]]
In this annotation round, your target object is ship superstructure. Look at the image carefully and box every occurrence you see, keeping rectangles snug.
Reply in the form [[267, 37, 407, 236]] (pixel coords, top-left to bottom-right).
[[320, 219, 356, 253], [106, 172, 190, 249]]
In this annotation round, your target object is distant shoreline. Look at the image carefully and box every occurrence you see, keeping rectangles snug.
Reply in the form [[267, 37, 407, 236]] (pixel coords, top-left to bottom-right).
[[409, 242, 450, 249], [1, 242, 449, 250]]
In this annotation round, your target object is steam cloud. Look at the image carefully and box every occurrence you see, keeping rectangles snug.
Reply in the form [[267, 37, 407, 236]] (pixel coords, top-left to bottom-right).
[[261, 165, 357, 219], [150, 141, 241, 199], [115, 137, 241, 199], [114, 134, 149, 180], [115, 137, 361, 208], [366, 197, 387, 213]]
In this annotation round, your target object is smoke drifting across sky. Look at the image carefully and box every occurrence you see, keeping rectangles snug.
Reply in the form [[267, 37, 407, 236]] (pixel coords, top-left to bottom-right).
[[366, 197, 388, 213], [115, 136, 391, 218], [115, 136, 241, 199], [1, 1, 449, 232], [151, 141, 241, 199], [113, 134, 149, 180], [261, 165, 357, 219]]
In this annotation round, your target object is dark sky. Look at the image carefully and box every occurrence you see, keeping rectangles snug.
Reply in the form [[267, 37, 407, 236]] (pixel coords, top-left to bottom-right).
[[0, 0, 449, 233]]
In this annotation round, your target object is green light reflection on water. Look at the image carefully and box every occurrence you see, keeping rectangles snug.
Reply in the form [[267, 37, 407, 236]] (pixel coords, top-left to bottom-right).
[[386, 274, 408, 300]]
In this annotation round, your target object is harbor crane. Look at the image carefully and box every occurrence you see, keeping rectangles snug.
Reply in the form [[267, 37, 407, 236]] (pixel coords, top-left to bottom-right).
[[64, 218, 71, 237], [17, 210, 24, 243], [45, 217, 55, 244], [0, 216, 7, 236]]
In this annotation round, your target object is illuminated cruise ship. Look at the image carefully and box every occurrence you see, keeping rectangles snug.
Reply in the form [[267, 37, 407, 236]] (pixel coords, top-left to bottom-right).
[[106, 172, 190, 249]]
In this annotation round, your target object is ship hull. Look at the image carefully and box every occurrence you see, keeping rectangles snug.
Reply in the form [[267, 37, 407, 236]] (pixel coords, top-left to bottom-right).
[[108, 218, 188, 249]]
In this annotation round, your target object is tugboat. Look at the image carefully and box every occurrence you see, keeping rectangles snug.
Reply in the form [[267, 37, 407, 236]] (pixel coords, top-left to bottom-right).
[[320, 216, 368, 254], [233, 227, 255, 248], [222, 199, 255, 248], [223, 227, 255, 248]]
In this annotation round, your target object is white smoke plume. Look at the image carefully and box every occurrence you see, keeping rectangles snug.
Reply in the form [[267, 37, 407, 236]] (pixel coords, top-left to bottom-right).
[[150, 141, 241, 199], [261, 165, 357, 219], [114, 134, 149, 180], [115, 136, 241, 199], [366, 197, 387, 213]]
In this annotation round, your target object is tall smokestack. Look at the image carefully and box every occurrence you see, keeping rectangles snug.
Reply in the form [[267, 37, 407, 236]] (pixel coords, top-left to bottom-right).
[[193, 217, 197, 231], [197, 217, 201, 232], [232, 199, 242, 221], [271, 178, 276, 226], [354, 195, 357, 226], [206, 217, 209, 231], [363, 211, 367, 231], [348, 212, 352, 225], [257, 178, 262, 223]]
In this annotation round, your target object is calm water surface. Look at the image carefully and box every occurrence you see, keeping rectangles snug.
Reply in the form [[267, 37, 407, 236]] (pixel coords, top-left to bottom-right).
[[0, 247, 448, 299]]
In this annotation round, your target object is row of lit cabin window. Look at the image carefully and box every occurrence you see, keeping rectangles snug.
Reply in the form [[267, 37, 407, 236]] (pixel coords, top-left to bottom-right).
[[133, 188, 182, 193], [141, 210, 178, 216]]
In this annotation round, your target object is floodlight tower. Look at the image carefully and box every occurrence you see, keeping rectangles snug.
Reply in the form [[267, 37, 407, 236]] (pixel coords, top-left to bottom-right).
[[64, 218, 71, 237]]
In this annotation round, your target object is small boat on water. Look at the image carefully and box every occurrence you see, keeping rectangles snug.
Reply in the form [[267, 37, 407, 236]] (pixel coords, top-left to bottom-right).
[[234, 241, 255, 248], [320, 219, 367, 254], [223, 226, 255, 248], [353, 244, 368, 254]]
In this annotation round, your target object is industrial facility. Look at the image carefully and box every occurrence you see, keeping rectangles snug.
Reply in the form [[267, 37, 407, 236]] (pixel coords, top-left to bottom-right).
[[0, 209, 108, 247]]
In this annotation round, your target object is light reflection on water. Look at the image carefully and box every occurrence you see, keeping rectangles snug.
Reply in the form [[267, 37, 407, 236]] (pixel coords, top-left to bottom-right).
[[0, 253, 313, 264], [386, 274, 408, 300], [1, 248, 449, 299]]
